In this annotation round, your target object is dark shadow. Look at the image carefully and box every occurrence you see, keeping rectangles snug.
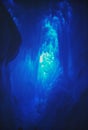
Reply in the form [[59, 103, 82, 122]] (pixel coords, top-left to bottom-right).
[[0, 1, 22, 64], [0, 1, 22, 129]]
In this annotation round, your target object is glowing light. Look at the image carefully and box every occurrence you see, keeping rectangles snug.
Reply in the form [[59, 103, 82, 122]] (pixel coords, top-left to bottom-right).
[[39, 55, 43, 63], [37, 15, 63, 88]]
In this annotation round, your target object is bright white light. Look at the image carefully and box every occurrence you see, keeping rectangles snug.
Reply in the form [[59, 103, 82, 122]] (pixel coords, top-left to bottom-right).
[[39, 55, 43, 63]]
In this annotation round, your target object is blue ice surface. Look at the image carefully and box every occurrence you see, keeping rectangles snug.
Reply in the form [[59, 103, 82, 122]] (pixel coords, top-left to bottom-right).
[[9, 14, 63, 126], [8, 2, 77, 128]]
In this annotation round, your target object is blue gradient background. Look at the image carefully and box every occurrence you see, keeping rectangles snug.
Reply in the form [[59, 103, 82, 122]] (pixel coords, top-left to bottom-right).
[[2, 0, 88, 129]]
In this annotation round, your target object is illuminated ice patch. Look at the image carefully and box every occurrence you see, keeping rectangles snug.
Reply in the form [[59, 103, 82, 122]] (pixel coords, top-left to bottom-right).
[[37, 15, 63, 88], [39, 51, 56, 80], [38, 49, 61, 88]]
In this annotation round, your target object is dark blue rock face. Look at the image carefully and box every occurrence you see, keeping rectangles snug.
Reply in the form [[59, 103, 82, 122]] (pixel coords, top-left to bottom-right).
[[0, 1, 21, 129]]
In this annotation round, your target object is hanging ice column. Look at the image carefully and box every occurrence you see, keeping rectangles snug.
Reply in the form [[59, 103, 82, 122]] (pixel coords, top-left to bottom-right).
[[37, 15, 63, 89]]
